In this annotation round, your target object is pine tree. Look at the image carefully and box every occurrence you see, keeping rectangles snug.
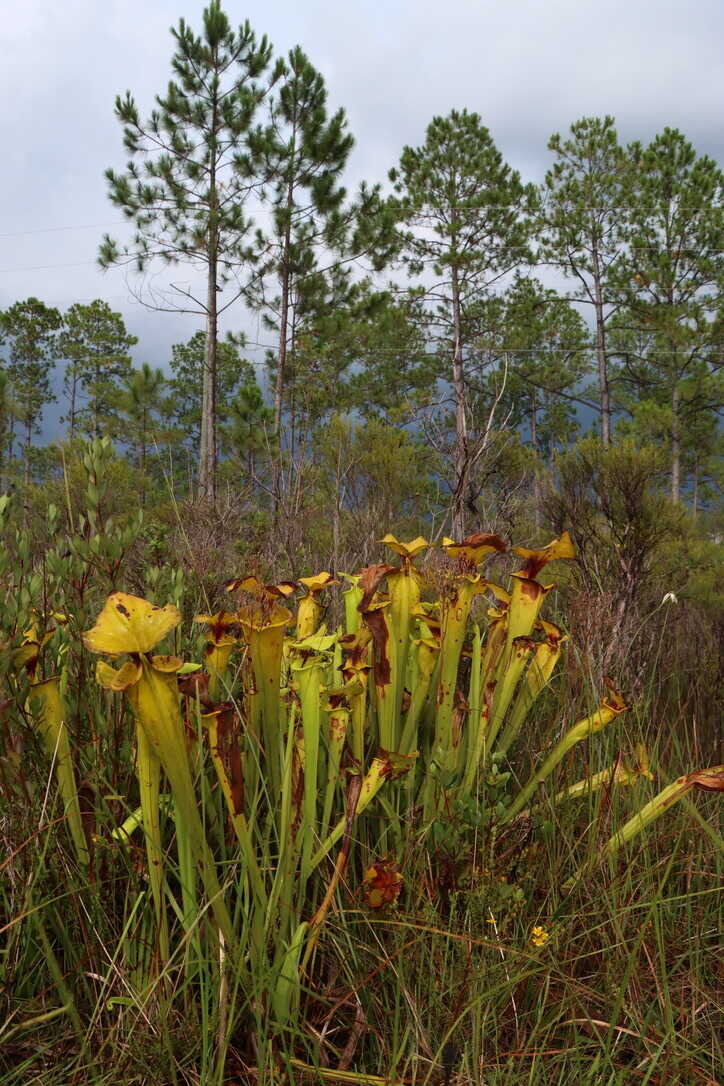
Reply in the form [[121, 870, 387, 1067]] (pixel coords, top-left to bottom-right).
[[389, 109, 534, 536], [168, 330, 257, 453], [57, 300, 136, 439], [121, 363, 167, 502], [614, 128, 723, 502], [284, 285, 433, 435], [492, 276, 591, 461], [443, 277, 590, 526], [100, 0, 278, 502], [247, 46, 356, 506], [0, 369, 13, 491], [223, 382, 273, 480], [540, 116, 631, 446], [0, 298, 62, 484], [685, 416, 722, 518]]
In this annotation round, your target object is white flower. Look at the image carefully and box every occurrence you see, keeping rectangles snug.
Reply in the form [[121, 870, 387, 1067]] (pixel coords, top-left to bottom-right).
[[661, 592, 678, 605]]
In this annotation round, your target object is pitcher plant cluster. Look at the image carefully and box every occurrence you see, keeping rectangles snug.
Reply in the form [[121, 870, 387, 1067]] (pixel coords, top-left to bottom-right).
[[4, 517, 723, 1032]]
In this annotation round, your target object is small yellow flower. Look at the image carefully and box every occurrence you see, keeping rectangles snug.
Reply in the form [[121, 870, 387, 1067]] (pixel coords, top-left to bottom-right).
[[530, 924, 550, 947]]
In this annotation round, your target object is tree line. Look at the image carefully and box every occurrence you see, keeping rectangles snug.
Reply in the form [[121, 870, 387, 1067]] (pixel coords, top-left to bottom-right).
[[0, 0, 721, 539]]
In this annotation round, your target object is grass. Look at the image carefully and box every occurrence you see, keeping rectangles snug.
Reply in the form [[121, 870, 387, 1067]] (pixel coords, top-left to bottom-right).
[[1, 698, 720, 1085]]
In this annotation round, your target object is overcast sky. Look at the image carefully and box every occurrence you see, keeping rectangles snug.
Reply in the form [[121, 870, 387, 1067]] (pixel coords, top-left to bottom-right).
[[1, 0, 722, 435]]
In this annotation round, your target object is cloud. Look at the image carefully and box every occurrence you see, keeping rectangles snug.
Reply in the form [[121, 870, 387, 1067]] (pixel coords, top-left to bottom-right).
[[0, 0, 721, 388]]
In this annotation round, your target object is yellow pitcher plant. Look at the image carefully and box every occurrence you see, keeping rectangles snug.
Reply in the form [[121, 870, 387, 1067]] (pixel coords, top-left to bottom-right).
[[84, 593, 235, 956], [64, 529, 722, 1031], [13, 625, 89, 869]]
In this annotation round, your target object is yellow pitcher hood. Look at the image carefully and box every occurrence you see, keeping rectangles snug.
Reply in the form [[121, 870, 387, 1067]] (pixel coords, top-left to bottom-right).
[[83, 593, 181, 656]]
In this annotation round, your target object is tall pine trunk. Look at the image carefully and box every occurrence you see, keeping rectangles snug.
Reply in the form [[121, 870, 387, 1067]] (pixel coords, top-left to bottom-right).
[[23, 414, 32, 487], [93, 361, 100, 439], [69, 369, 78, 440], [450, 265, 469, 540], [332, 427, 346, 574], [200, 255, 218, 503], [530, 389, 541, 528], [200, 113, 219, 507], [273, 176, 295, 518], [273, 257, 290, 434], [671, 382, 681, 503], [591, 244, 611, 447], [199, 89, 220, 506], [140, 407, 147, 507], [0, 395, 7, 491]]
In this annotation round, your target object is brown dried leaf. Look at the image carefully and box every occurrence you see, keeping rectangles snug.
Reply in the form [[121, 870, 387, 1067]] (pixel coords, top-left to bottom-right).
[[357, 563, 396, 611]]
